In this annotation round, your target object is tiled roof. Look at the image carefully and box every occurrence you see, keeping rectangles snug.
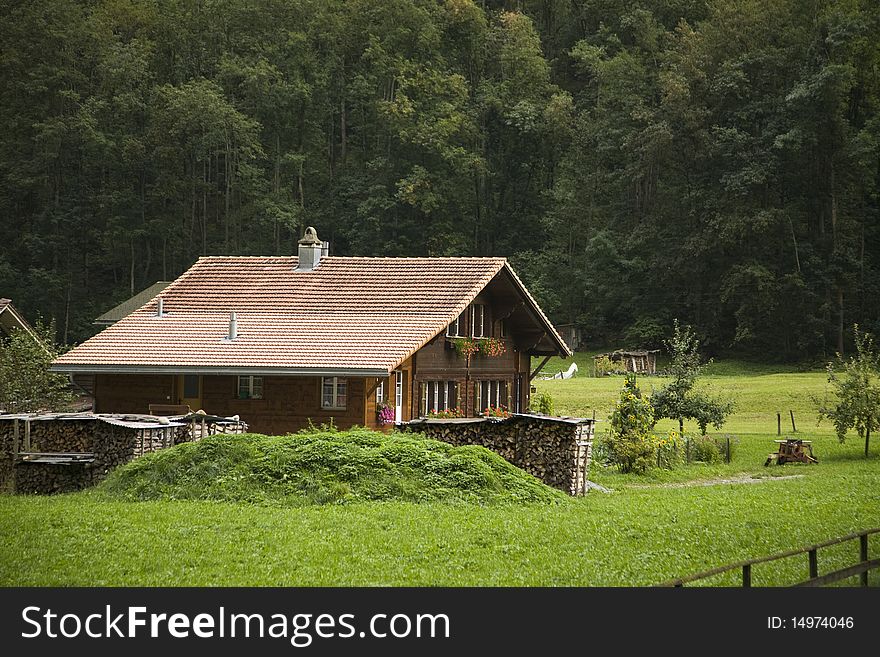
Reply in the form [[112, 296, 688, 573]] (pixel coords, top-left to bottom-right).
[[94, 281, 172, 324], [53, 256, 569, 374], [0, 297, 39, 341]]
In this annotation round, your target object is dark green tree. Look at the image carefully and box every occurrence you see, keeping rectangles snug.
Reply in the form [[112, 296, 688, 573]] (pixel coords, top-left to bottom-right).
[[0, 323, 73, 412]]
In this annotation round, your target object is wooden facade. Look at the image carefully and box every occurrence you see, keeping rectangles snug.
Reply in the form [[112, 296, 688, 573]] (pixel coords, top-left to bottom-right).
[[90, 296, 534, 435]]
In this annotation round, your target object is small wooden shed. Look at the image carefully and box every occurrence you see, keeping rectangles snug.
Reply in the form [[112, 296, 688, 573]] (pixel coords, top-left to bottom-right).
[[594, 349, 659, 375]]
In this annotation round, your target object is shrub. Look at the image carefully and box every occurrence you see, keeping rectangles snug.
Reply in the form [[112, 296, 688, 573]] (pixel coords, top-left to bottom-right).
[[594, 355, 616, 377], [533, 391, 554, 416], [683, 435, 722, 463], [591, 435, 612, 466], [606, 374, 655, 473], [654, 430, 681, 469]]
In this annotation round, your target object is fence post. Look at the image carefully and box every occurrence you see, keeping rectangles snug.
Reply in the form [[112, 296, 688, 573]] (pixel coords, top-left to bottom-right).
[[809, 549, 818, 580], [726, 437, 731, 464], [777, 412, 781, 436], [861, 534, 869, 587], [742, 564, 751, 587], [790, 410, 797, 433]]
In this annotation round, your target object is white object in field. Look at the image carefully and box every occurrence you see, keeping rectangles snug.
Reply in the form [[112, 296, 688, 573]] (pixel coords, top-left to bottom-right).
[[552, 362, 579, 380]]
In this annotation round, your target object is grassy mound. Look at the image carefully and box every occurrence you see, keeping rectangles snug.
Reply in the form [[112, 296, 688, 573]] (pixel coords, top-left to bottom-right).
[[98, 429, 564, 505]]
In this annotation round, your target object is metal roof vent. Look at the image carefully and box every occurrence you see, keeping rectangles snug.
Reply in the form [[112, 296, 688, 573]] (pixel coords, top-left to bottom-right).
[[225, 312, 238, 341], [156, 298, 165, 317], [297, 226, 324, 271]]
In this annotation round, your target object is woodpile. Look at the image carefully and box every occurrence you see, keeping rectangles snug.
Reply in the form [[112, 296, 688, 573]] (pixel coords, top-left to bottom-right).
[[0, 415, 190, 494], [403, 414, 595, 495]]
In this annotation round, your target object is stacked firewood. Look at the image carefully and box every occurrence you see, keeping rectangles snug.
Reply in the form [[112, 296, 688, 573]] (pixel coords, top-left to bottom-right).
[[0, 418, 189, 494], [406, 416, 594, 495]]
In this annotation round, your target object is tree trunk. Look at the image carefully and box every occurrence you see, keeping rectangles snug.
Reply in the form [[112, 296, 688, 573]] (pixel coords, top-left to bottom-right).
[[866, 422, 871, 458], [340, 97, 347, 163]]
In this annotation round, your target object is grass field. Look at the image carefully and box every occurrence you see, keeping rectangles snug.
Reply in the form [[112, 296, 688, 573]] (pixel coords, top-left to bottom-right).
[[1, 359, 878, 586]]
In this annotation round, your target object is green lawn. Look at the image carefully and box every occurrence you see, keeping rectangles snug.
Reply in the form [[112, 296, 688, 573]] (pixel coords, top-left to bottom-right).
[[1, 359, 879, 586]]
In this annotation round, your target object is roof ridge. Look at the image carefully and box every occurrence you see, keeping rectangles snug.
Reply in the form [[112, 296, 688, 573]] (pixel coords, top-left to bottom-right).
[[194, 255, 507, 261]]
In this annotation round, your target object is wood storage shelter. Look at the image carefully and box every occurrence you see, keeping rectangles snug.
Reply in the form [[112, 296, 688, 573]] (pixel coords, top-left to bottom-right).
[[595, 349, 660, 374]]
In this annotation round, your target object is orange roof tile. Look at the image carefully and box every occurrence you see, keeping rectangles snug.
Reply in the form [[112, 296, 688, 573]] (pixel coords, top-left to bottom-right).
[[52, 256, 569, 375]]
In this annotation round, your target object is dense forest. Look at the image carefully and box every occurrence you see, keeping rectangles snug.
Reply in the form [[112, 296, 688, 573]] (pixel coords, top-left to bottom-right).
[[1, 0, 878, 358]]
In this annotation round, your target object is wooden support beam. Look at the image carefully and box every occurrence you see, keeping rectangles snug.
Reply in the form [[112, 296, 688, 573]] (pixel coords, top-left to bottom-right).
[[24, 419, 31, 452], [529, 356, 553, 381], [13, 419, 19, 457]]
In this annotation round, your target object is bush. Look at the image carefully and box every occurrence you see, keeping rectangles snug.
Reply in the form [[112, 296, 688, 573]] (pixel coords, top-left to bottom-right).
[[531, 391, 554, 416], [606, 374, 655, 474], [687, 435, 721, 463], [594, 355, 616, 377], [654, 430, 681, 469]]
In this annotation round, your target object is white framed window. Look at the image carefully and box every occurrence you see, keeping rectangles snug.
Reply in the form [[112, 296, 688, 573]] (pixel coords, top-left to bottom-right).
[[237, 375, 263, 399], [471, 303, 486, 338], [422, 381, 459, 414], [322, 377, 347, 409], [446, 310, 466, 337], [476, 380, 509, 414], [376, 379, 385, 404]]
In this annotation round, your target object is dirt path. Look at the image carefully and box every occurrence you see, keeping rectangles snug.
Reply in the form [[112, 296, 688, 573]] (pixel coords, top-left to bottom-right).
[[630, 474, 804, 489]]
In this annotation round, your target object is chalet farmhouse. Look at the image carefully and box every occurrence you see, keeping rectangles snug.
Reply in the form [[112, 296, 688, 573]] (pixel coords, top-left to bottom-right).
[[51, 229, 571, 434]]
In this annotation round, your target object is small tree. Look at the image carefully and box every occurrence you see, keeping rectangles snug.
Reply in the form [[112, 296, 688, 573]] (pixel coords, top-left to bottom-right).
[[606, 374, 655, 473], [0, 322, 72, 412], [650, 320, 733, 435], [818, 326, 880, 458]]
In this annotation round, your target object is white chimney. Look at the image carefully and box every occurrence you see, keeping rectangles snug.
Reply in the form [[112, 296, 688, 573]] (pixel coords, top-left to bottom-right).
[[227, 312, 237, 340], [297, 226, 324, 271], [156, 298, 165, 317]]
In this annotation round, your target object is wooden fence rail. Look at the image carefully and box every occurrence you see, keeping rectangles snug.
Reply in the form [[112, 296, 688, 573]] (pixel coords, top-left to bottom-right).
[[658, 528, 879, 587]]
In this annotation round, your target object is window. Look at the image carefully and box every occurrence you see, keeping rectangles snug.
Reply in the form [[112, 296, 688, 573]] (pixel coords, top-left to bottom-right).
[[446, 310, 466, 337], [471, 303, 486, 338], [498, 319, 508, 338], [183, 374, 200, 398], [322, 377, 347, 409], [476, 380, 509, 414], [395, 373, 403, 409], [237, 376, 263, 399], [422, 381, 459, 415], [376, 379, 385, 404]]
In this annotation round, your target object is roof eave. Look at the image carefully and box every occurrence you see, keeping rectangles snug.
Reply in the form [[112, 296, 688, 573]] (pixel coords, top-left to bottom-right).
[[50, 364, 391, 377]]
